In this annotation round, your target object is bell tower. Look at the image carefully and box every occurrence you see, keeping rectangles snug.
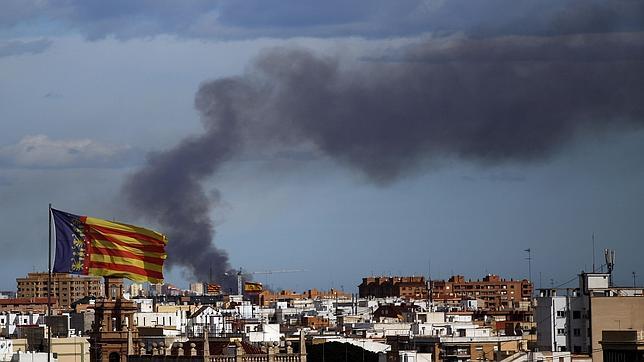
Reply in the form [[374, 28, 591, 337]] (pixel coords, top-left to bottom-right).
[[90, 277, 138, 362]]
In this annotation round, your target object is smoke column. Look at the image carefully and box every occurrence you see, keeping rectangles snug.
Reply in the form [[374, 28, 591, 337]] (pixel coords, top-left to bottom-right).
[[123, 31, 644, 285]]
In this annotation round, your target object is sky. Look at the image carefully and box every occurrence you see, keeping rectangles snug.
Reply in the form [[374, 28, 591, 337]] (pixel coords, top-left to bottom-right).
[[0, 0, 643, 293]]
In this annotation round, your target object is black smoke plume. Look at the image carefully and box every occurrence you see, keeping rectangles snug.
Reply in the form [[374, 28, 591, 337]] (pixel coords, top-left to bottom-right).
[[123, 31, 644, 285]]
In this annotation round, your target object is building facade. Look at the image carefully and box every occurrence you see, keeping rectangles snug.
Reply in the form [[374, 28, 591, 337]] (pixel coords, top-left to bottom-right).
[[432, 274, 533, 310], [535, 289, 570, 352], [16, 273, 102, 309], [600, 330, 644, 362], [89, 278, 137, 362], [358, 276, 429, 299], [535, 273, 644, 362]]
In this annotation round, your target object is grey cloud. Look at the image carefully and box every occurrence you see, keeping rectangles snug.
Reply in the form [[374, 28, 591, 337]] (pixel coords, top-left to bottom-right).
[[0, 176, 11, 187], [461, 173, 526, 183], [0, 39, 51, 57], [549, 1, 644, 35], [0, 135, 141, 169], [0, 1, 642, 40], [44, 92, 63, 99], [123, 31, 644, 284]]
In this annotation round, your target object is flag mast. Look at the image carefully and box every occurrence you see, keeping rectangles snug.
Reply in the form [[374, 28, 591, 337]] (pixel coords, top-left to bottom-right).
[[48, 203, 52, 362]]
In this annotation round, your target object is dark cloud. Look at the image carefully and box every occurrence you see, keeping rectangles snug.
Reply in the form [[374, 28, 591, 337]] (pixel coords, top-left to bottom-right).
[[0, 39, 51, 57], [123, 31, 644, 283], [549, 1, 644, 35], [1, 1, 642, 40], [0, 176, 11, 187]]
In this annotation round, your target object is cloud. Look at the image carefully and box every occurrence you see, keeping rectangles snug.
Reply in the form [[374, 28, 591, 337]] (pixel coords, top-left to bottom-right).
[[0, 1, 642, 40], [0, 39, 51, 57], [0, 176, 11, 187], [0, 135, 139, 168], [43, 91, 63, 99], [461, 173, 526, 183]]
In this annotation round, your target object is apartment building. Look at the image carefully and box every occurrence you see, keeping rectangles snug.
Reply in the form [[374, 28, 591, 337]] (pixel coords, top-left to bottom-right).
[[0, 298, 52, 314], [16, 273, 102, 308], [535, 272, 644, 362], [432, 274, 533, 310], [359, 276, 429, 299]]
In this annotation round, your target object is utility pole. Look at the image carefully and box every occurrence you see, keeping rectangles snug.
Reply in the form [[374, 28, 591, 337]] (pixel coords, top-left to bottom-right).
[[592, 232, 596, 272], [47, 204, 52, 362]]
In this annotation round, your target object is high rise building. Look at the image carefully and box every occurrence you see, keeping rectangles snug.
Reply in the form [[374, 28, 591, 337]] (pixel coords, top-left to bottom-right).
[[16, 272, 102, 308]]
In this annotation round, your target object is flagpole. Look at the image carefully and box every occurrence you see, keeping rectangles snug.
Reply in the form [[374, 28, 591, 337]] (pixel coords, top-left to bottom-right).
[[48, 203, 52, 362]]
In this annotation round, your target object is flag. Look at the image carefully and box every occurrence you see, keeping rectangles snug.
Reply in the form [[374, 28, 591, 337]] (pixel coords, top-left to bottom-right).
[[206, 283, 221, 294], [52, 208, 167, 284], [244, 281, 263, 293]]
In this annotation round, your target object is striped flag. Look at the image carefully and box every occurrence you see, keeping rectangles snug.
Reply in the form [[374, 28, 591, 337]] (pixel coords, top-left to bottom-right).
[[52, 208, 167, 284], [244, 281, 263, 293]]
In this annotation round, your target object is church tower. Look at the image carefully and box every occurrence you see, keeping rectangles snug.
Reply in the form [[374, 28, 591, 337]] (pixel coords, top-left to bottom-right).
[[90, 277, 138, 362]]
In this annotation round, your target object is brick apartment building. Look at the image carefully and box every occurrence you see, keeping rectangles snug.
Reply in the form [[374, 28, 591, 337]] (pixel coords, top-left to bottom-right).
[[432, 274, 533, 310], [256, 288, 352, 306], [0, 297, 54, 313], [358, 276, 429, 299], [16, 272, 103, 308]]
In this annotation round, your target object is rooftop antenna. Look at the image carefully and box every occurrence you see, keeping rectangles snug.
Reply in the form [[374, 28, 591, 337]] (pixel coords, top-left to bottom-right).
[[633, 272, 637, 288], [604, 249, 615, 286], [525, 248, 532, 284]]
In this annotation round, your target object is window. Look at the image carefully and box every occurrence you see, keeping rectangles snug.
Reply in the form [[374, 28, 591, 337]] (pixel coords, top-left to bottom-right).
[[573, 328, 580, 337], [557, 328, 566, 335], [572, 311, 581, 319], [556, 310, 565, 318]]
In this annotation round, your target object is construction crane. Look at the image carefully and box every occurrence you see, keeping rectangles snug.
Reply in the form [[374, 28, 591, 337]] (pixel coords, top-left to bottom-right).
[[224, 268, 306, 295]]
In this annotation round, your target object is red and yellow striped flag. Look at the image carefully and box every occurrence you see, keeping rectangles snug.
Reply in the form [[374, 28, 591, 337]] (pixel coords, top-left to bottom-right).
[[244, 281, 263, 293], [52, 208, 167, 284]]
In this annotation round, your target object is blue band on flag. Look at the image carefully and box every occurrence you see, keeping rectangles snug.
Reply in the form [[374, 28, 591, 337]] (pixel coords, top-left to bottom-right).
[[52, 209, 86, 275]]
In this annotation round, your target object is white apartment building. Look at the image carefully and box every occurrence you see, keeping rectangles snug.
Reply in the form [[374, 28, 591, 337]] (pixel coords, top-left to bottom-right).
[[185, 306, 232, 336], [535, 289, 569, 352], [246, 323, 282, 343], [0, 313, 44, 337], [535, 274, 607, 354]]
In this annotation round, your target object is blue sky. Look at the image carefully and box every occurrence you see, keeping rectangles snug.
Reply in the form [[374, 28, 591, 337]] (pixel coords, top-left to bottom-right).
[[0, 1, 643, 292]]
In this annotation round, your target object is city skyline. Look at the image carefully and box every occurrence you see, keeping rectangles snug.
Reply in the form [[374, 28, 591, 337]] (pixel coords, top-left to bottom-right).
[[1, 1, 643, 292]]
